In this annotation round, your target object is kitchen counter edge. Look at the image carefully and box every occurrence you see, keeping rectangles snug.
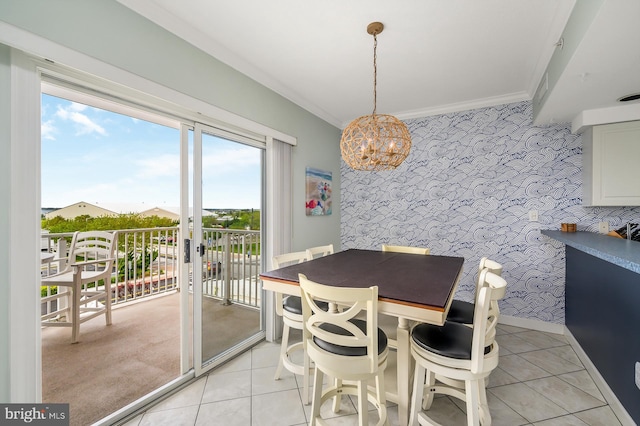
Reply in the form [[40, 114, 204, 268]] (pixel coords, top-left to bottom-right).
[[541, 230, 640, 274]]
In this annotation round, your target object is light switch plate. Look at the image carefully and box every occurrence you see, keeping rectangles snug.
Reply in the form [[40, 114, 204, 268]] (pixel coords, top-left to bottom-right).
[[599, 222, 609, 233], [529, 210, 539, 222]]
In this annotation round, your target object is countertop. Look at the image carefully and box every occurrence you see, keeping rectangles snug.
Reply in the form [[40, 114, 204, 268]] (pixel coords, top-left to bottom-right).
[[541, 230, 640, 274]]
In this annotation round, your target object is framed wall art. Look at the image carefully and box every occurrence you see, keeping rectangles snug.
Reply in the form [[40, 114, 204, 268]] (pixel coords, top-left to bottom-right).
[[305, 167, 332, 216]]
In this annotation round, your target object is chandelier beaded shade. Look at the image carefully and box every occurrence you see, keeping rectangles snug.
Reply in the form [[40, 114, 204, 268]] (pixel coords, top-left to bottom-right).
[[340, 22, 412, 171]]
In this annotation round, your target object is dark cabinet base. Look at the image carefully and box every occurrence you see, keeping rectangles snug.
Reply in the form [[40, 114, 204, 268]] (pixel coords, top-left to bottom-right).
[[566, 246, 640, 423]]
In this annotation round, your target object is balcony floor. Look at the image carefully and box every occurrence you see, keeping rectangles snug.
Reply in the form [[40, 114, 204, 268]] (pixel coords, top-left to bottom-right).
[[42, 291, 259, 426]]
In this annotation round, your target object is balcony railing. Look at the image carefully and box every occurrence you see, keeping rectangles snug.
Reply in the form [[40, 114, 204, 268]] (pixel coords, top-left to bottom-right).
[[200, 228, 261, 307], [40, 227, 261, 316]]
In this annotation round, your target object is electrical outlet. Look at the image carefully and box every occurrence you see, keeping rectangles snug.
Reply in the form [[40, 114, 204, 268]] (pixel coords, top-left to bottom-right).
[[635, 362, 640, 390], [599, 222, 609, 233], [529, 210, 539, 222]]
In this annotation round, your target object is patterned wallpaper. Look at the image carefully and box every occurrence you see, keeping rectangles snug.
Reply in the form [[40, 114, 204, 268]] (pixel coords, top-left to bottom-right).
[[340, 101, 640, 324]]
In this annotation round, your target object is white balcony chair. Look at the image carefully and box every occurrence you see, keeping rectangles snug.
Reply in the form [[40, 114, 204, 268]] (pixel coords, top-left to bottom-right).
[[409, 270, 507, 426], [299, 273, 389, 426], [446, 257, 503, 329], [41, 231, 117, 343], [305, 243, 334, 260]]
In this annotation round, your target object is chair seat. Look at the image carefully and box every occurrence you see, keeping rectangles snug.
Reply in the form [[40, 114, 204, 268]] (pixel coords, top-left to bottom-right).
[[446, 299, 474, 324], [42, 269, 108, 286], [315, 319, 388, 356], [412, 321, 489, 360], [283, 296, 328, 315], [410, 272, 506, 426]]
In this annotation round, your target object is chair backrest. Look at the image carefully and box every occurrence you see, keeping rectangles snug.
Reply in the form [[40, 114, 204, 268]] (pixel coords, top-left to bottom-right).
[[475, 257, 504, 320], [272, 250, 307, 269], [381, 244, 430, 255], [477, 257, 502, 276], [470, 269, 507, 374], [299, 273, 380, 376], [272, 251, 308, 316], [305, 244, 334, 260], [70, 231, 117, 277]]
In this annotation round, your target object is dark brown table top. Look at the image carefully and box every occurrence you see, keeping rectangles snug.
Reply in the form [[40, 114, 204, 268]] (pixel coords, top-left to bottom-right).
[[260, 249, 465, 310]]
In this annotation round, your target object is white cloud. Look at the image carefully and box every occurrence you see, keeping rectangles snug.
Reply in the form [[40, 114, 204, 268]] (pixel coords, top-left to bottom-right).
[[71, 112, 107, 136], [70, 102, 88, 112], [41, 119, 56, 141], [55, 104, 107, 136]]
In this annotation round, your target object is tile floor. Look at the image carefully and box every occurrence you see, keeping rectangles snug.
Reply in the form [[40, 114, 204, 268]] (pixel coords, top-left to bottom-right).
[[122, 325, 624, 426]]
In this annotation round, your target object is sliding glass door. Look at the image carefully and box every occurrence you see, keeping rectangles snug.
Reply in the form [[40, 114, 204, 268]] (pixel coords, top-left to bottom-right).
[[192, 123, 265, 375]]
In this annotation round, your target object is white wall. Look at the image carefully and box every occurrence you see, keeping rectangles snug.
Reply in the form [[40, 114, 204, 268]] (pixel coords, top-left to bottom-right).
[[0, 0, 341, 402]]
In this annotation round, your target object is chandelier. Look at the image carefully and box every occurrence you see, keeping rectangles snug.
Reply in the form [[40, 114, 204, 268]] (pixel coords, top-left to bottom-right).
[[340, 22, 412, 171]]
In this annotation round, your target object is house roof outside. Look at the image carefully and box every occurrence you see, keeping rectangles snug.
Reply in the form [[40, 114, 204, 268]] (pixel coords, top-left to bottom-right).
[[43, 201, 217, 220], [43, 201, 118, 220]]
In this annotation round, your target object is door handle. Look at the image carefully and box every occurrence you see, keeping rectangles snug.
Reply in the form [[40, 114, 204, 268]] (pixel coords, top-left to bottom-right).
[[183, 239, 191, 263]]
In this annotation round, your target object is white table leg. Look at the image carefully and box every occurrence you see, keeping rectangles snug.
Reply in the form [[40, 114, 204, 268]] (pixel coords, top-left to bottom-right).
[[397, 317, 411, 425]]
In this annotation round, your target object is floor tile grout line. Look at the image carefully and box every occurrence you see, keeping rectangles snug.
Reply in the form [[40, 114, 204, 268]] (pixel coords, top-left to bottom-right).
[[487, 383, 569, 424], [488, 369, 610, 421], [519, 375, 609, 412], [190, 374, 208, 426]]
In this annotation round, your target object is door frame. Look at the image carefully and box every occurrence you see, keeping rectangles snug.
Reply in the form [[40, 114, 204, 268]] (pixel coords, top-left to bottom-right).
[[192, 123, 266, 377], [6, 42, 295, 415]]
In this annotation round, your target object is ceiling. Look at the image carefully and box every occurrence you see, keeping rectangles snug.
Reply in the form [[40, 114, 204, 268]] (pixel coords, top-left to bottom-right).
[[118, 0, 640, 130]]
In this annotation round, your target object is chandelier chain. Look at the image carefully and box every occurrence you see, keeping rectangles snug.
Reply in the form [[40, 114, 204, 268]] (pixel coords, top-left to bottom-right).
[[372, 33, 378, 116]]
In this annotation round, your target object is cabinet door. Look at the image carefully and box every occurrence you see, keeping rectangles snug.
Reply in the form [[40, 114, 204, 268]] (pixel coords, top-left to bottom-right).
[[583, 121, 640, 206]]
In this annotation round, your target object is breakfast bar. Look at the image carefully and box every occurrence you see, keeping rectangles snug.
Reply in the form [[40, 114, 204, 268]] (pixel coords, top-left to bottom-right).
[[542, 230, 640, 423]]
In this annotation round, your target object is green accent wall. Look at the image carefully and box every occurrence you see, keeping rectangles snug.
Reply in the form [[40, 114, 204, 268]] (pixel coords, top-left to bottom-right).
[[0, 43, 11, 403]]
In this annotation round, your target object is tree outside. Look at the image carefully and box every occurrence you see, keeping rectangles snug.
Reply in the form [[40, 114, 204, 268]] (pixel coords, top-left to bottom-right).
[[42, 214, 177, 233]]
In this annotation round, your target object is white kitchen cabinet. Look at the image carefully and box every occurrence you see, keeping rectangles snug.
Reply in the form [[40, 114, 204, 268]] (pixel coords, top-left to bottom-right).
[[582, 120, 640, 206]]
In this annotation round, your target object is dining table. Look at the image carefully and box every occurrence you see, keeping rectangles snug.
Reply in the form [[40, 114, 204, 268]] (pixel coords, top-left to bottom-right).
[[260, 248, 465, 425]]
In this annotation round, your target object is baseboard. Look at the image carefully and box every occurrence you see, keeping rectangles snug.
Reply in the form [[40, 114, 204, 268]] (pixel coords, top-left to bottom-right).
[[564, 327, 636, 426], [498, 314, 565, 335]]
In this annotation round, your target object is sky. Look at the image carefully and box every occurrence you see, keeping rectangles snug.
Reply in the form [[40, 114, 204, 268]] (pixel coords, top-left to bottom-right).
[[41, 94, 262, 210]]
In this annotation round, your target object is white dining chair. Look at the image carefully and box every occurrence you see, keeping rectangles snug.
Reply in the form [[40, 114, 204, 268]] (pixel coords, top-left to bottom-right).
[[305, 243, 334, 260], [422, 260, 506, 411], [40, 230, 117, 343], [299, 273, 389, 426], [272, 250, 319, 404], [446, 257, 503, 332], [381, 244, 430, 255], [409, 270, 507, 426], [379, 244, 431, 348]]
